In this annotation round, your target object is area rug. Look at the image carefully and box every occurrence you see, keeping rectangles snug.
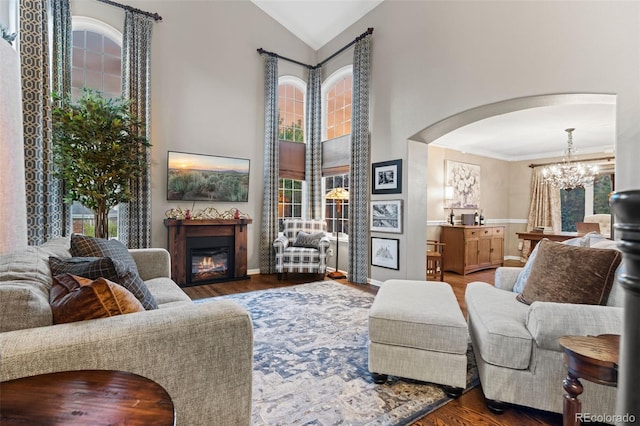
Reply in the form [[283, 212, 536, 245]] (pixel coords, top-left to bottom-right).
[[198, 281, 478, 425]]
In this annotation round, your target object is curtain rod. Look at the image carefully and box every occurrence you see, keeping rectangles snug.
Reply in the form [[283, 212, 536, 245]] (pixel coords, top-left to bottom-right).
[[257, 27, 374, 69], [529, 156, 615, 168], [96, 0, 162, 21]]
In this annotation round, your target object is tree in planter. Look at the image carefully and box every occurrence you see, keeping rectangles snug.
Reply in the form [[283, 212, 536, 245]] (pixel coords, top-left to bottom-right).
[[52, 89, 150, 239]]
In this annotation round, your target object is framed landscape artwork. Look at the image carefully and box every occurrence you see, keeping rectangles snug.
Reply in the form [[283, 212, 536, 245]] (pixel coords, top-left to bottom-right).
[[370, 199, 402, 233], [445, 160, 480, 209], [372, 159, 402, 194], [371, 237, 399, 270], [167, 151, 250, 202]]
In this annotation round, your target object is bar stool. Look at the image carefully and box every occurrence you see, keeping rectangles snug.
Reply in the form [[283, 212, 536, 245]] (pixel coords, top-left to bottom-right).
[[426, 240, 445, 281]]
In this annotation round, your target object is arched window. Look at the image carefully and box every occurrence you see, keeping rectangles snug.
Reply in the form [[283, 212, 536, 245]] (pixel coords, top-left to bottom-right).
[[278, 76, 306, 220], [70, 17, 122, 236], [322, 66, 353, 236], [72, 17, 122, 99]]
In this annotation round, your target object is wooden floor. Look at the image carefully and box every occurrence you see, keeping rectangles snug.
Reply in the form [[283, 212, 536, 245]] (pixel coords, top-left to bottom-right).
[[182, 264, 564, 426]]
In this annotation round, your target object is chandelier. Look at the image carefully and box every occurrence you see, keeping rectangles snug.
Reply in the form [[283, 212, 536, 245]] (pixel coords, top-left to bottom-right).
[[542, 128, 599, 190]]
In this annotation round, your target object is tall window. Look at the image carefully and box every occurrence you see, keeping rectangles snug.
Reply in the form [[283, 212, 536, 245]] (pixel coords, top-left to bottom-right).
[[323, 68, 353, 236], [325, 74, 352, 140], [278, 78, 305, 220], [560, 174, 613, 232], [325, 174, 349, 235], [70, 19, 122, 236]]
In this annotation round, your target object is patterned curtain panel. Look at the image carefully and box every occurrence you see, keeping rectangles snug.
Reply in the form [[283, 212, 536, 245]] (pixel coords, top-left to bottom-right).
[[305, 66, 322, 220], [348, 35, 371, 284], [21, 0, 68, 245], [523, 168, 561, 259], [51, 0, 72, 236], [260, 54, 279, 273], [119, 11, 153, 249]]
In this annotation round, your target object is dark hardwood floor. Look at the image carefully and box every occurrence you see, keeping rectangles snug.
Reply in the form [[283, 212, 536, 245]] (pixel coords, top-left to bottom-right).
[[182, 264, 564, 426]]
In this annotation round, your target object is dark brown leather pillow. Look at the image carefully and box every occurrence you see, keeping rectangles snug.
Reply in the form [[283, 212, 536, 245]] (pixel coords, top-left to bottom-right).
[[50, 274, 145, 324], [517, 239, 621, 305]]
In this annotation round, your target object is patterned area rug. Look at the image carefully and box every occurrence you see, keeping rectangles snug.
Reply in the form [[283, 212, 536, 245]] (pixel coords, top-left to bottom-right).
[[198, 281, 478, 425]]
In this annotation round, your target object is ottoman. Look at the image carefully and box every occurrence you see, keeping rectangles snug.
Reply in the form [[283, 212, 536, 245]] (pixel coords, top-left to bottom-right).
[[368, 279, 469, 392]]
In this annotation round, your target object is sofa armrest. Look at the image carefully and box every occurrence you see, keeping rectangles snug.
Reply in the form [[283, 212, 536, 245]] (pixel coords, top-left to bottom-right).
[[494, 267, 523, 291], [129, 248, 171, 281], [318, 235, 330, 253], [526, 301, 623, 352], [0, 300, 253, 426]]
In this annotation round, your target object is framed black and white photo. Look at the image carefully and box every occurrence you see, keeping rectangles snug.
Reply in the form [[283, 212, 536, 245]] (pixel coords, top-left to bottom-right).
[[371, 237, 399, 270], [372, 159, 402, 194], [370, 199, 402, 233]]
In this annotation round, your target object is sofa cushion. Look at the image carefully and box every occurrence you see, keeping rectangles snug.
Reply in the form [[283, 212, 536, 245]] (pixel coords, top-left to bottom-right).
[[144, 277, 192, 306], [292, 231, 324, 249], [49, 256, 158, 310], [517, 240, 621, 306], [50, 274, 144, 324], [590, 239, 624, 307], [513, 239, 544, 293], [466, 282, 533, 369], [0, 245, 63, 332]]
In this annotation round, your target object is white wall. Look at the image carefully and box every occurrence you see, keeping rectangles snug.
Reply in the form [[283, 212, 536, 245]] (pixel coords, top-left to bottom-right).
[[70, 0, 314, 270], [318, 0, 640, 281]]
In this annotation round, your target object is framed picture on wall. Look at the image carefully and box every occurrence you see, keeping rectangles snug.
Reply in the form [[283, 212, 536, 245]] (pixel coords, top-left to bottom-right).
[[371, 237, 399, 270], [372, 159, 402, 194], [445, 160, 480, 208], [370, 199, 402, 233]]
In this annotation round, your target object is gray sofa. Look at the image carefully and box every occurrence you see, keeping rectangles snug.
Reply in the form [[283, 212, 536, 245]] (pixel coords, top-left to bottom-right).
[[0, 237, 253, 425], [465, 238, 622, 416]]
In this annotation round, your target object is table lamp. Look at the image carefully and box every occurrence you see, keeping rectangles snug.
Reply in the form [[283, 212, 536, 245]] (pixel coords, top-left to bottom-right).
[[325, 187, 349, 279]]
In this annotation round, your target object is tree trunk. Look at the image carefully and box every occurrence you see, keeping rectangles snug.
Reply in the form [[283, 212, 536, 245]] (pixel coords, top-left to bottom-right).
[[94, 205, 109, 239]]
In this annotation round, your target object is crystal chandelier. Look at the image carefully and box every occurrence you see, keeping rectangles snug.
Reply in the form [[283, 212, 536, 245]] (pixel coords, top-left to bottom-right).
[[542, 128, 599, 190]]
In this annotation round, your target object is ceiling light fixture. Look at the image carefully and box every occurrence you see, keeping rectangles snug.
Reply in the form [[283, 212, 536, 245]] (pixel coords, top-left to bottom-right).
[[542, 128, 599, 190]]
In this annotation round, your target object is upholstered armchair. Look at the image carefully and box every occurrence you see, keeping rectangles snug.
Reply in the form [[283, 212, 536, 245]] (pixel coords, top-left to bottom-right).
[[273, 219, 330, 275], [583, 213, 611, 238]]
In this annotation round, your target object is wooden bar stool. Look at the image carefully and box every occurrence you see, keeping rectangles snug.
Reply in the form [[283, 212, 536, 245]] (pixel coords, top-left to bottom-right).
[[426, 240, 446, 281]]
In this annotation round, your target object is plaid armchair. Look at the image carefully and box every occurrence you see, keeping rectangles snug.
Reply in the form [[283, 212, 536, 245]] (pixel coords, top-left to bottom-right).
[[274, 219, 330, 274]]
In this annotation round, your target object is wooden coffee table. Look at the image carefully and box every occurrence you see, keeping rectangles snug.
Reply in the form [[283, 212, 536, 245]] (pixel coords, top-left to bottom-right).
[[0, 370, 175, 425], [558, 334, 619, 426]]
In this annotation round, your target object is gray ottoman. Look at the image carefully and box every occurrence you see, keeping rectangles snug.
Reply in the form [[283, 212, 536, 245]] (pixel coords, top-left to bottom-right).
[[368, 280, 469, 392]]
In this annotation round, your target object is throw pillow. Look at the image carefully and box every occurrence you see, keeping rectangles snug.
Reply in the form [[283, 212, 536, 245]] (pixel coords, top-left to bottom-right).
[[292, 231, 324, 249], [49, 256, 158, 310], [512, 239, 546, 293], [50, 274, 144, 324], [70, 234, 139, 274], [516, 239, 622, 306]]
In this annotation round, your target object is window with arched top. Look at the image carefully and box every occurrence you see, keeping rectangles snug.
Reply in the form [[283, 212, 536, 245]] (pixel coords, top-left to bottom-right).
[[72, 17, 122, 99], [278, 76, 306, 220], [70, 17, 123, 236], [322, 67, 353, 236]]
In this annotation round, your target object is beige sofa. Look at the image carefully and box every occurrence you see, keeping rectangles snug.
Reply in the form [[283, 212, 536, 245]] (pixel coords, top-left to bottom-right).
[[0, 237, 253, 425], [465, 238, 622, 415]]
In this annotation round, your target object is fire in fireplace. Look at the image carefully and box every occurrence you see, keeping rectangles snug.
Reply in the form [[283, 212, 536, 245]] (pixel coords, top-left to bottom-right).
[[191, 248, 229, 283], [186, 236, 235, 285]]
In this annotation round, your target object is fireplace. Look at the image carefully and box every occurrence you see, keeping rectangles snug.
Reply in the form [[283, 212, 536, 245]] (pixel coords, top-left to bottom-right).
[[164, 218, 252, 287], [186, 236, 234, 285]]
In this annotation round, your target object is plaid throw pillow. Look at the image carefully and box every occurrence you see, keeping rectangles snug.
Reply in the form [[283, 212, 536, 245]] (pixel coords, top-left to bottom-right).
[[70, 234, 139, 274], [49, 256, 158, 310]]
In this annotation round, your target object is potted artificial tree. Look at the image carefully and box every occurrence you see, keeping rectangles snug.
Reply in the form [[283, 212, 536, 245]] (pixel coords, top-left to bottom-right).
[[52, 89, 150, 239]]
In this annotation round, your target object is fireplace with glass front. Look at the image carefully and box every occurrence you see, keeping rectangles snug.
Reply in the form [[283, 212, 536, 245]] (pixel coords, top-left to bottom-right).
[[164, 218, 252, 287]]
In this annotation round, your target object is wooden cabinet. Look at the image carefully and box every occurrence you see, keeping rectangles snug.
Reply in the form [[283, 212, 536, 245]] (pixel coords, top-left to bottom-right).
[[441, 225, 504, 275]]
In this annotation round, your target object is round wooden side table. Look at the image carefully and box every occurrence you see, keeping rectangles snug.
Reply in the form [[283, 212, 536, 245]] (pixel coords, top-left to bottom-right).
[[558, 334, 619, 426], [0, 370, 175, 426]]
